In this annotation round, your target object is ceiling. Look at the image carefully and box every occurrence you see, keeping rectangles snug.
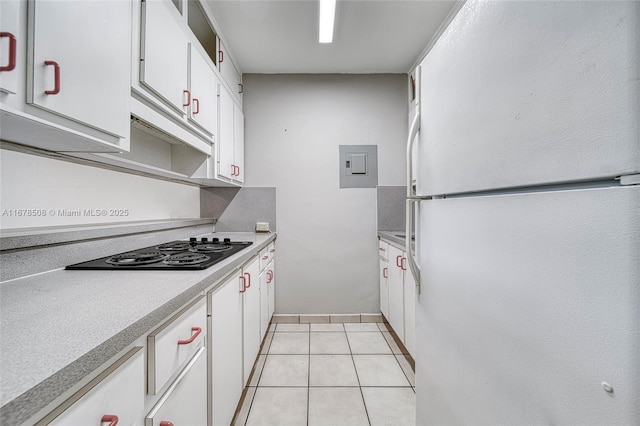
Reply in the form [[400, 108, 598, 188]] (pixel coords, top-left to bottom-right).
[[205, 0, 459, 74]]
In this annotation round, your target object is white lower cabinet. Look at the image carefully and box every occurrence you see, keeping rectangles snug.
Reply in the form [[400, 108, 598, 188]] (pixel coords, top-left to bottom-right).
[[268, 260, 276, 321], [38, 347, 144, 425], [380, 240, 416, 358], [388, 245, 406, 342], [209, 273, 244, 426], [260, 258, 276, 338], [242, 257, 261, 385], [145, 347, 207, 426]]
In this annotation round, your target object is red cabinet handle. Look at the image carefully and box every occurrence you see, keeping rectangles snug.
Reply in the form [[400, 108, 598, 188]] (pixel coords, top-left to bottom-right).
[[396, 255, 403, 268], [262, 255, 268, 260], [218, 50, 224, 63], [101, 415, 118, 426], [238, 83, 244, 93], [267, 270, 273, 283], [244, 272, 251, 288], [0, 32, 17, 72], [401, 257, 407, 271], [183, 89, 191, 106], [44, 60, 60, 95], [193, 98, 200, 114], [160, 422, 174, 426], [383, 267, 388, 278], [239, 275, 247, 293], [177, 327, 202, 345], [270, 248, 275, 253]]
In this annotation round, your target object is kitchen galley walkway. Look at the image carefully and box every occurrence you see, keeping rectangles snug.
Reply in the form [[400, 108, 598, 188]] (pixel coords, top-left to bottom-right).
[[232, 322, 416, 426]]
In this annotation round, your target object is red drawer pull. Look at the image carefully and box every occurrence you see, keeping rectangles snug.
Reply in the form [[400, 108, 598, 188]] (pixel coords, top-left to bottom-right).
[[267, 270, 273, 283], [160, 422, 174, 426], [383, 267, 388, 278], [0, 32, 17, 72], [270, 248, 275, 253], [244, 272, 251, 288], [262, 255, 268, 260], [183, 89, 191, 107], [101, 414, 118, 426], [239, 275, 247, 293], [218, 50, 224, 63], [396, 255, 403, 268], [401, 257, 407, 271], [177, 327, 202, 345], [44, 60, 60, 95], [193, 98, 200, 114]]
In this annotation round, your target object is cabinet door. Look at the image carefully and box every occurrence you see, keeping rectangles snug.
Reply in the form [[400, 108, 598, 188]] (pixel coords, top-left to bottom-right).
[[233, 102, 245, 183], [242, 257, 261, 385], [145, 348, 207, 426], [379, 258, 389, 319], [0, 0, 19, 94], [140, 0, 188, 115], [268, 261, 275, 320], [217, 84, 235, 180], [403, 266, 416, 357], [210, 274, 244, 426], [27, 0, 131, 138], [260, 269, 269, 338], [43, 348, 144, 426], [218, 40, 242, 103], [388, 245, 405, 341], [188, 43, 218, 136]]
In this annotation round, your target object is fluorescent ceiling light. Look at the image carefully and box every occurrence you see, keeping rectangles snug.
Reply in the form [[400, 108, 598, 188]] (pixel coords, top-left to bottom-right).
[[319, 0, 336, 43]]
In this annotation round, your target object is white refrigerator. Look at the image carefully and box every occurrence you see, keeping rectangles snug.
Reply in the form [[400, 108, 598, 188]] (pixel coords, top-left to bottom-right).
[[406, 1, 640, 424]]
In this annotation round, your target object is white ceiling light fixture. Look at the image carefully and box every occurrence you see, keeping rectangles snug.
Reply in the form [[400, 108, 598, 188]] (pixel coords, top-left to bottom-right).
[[319, 0, 337, 43]]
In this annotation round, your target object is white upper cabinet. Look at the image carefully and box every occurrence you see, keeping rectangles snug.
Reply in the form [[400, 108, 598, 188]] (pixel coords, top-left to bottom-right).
[[218, 40, 243, 104], [233, 102, 245, 182], [28, 0, 130, 139], [0, 0, 20, 94], [1, 0, 131, 152], [188, 43, 218, 137], [140, 0, 189, 115], [217, 83, 235, 180]]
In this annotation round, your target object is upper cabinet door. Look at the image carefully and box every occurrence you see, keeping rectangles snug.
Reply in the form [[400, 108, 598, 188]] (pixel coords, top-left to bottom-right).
[[218, 40, 242, 103], [233, 102, 244, 183], [27, 0, 131, 138], [0, 0, 20, 94], [140, 0, 188, 115], [217, 84, 235, 180], [188, 43, 218, 136], [417, 1, 640, 196]]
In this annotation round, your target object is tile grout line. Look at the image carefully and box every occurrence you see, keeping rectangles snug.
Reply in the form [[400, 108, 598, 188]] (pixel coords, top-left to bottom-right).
[[307, 328, 311, 426], [345, 326, 372, 426]]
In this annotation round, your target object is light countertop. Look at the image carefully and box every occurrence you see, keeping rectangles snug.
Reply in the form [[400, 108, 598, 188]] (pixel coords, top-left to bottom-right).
[[0, 231, 276, 425]]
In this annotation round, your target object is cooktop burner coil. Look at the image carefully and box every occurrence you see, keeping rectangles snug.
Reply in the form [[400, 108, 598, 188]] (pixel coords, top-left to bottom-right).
[[190, 244, 233, 253], [106, 251, 169, 266], [163, 252, 210, 265]]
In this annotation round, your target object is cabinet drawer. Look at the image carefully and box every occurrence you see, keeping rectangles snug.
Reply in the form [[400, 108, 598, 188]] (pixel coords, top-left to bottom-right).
[[147, 296, 206, 395], [378, 240, 389, 260], [37, 347, 144, 425], [145, 347, 207, 426], [259, 242, 275, 271]]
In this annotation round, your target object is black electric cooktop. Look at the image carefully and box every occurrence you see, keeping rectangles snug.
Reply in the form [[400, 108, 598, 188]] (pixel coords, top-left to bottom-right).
[[66, 238, 253, 270]]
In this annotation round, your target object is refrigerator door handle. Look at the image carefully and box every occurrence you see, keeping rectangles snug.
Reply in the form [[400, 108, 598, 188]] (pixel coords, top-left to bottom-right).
[[406, 104, 421, 199], [406, 198, 420, 293]]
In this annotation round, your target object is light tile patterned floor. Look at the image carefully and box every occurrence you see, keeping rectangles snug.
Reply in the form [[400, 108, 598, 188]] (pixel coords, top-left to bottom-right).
[[233, 323, 415, 426]]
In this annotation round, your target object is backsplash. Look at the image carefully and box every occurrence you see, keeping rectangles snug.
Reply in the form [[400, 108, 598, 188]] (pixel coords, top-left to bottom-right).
[[201, 187, 276, 232], [377, 186, 406, 231]]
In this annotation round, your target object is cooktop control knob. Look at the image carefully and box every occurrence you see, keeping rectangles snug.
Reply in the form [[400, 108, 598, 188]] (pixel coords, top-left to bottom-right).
[[201, 237, 208, 243], [224, 238, 231, 244], [211, 237, 218, 243], [189, 237, 197, 243]]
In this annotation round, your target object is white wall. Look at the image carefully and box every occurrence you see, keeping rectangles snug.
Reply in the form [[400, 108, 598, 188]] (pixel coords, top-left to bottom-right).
[[244, 74, 407, 314], [0, 149, 200, 229]]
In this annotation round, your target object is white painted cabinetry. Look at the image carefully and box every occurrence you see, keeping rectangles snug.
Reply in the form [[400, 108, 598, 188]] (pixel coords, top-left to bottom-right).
[[259, 243, 276, 338], [379, 240, 390, 319], [37, 348, 144, 425], [209, 273, 244, 426], [388, 245, 406, 342], [1, 0, 131, 152], [188, 43, 219, 137], [218, 40, 243, 104], [145, 347, 207, 426], [217, 84, 244, 184], [242, 257, 261, 384]]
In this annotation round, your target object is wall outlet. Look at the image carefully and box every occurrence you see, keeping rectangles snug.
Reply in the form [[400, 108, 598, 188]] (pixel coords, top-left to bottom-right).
[[255, 222, 270, 232]]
